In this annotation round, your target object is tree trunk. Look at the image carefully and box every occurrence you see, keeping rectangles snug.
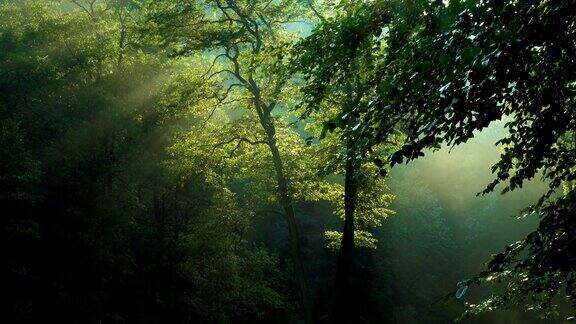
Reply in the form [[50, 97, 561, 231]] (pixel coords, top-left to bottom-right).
[[260, 112, 313, 324], [332, 137, 359, 324]]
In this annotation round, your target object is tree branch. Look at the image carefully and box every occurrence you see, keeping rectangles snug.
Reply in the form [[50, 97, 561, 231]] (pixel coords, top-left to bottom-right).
[[308, 0, 327, 23]]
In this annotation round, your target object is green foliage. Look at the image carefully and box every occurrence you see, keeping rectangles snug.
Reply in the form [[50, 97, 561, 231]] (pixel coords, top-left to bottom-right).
[[0, 1, 286, 322], [5, 0, 572, 322], [296, 0, 576, 319]]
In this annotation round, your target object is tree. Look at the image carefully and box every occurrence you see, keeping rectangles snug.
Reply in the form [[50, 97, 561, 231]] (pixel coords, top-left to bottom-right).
[[292, 1, 398, 321], [0, 1, 286, 322], [142, 1, 336, 321], [295, 0, 576, 319]]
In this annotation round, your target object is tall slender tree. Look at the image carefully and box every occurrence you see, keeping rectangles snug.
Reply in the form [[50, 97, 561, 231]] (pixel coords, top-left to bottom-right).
[[292, 1, 397, 321], [144, 1, 321, 321]]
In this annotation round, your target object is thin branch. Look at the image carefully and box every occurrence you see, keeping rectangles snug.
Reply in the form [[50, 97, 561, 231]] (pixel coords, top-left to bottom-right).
[[214, 0, 236, 26], [212, 136, 268, 156], [223, 0, 262, 53], [200, 86, 246, 130], [240, 137, 268, 145], [70, 0, 95, 18], [308, 0, 327, 23], [208, 68, 238, 79]]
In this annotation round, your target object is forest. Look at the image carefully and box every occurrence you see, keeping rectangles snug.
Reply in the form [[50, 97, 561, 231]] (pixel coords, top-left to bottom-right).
[[0, 0, 574, 323]]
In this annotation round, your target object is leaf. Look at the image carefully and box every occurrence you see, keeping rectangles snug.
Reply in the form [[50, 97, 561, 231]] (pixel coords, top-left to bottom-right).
[[390, 153, 403, 165], [379, 168, 387, 177], [456, 284, 468, 299], [439, 82, 452, 93]]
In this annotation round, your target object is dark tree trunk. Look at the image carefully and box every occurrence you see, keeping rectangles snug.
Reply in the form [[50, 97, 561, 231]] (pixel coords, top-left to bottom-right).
[[331, 137, 359, 324], [260, 112, 313, 324]]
